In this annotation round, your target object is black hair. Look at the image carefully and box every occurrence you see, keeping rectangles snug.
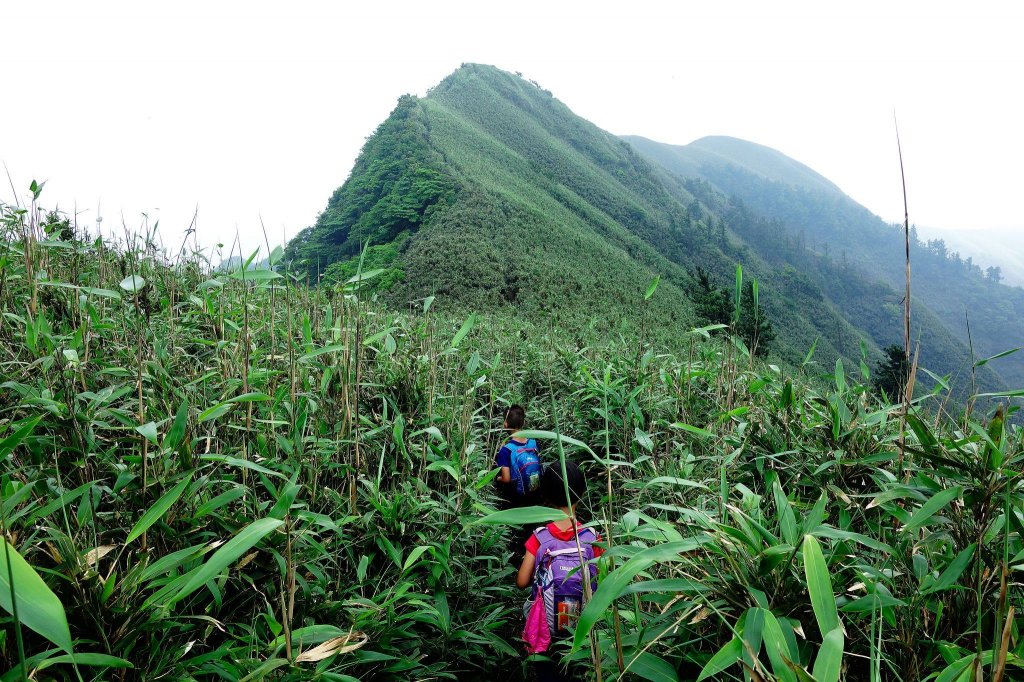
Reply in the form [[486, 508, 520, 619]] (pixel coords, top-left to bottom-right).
[[542, 460, 586, 508], [505, 404, 526, 430]]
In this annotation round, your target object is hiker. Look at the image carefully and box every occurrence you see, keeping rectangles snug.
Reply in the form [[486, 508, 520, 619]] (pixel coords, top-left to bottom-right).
[[495, 404, 543, 564], [517, 461, 603, 682]]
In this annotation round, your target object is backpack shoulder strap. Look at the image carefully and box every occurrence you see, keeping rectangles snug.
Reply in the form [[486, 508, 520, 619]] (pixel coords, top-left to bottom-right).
[[576, 527, 599, 558], [577, 526, 598, 541]]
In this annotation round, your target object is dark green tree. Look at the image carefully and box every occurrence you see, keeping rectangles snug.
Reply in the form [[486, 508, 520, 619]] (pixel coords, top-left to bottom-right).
[[692, 267, 731, 326], [735, 281, 775, 358], [691, 268, 775, 358], [873, 344, 910, 400]]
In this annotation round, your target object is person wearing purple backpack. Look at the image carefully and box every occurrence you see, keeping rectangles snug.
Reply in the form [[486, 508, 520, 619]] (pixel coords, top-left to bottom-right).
[[516, 461, 603, 681]]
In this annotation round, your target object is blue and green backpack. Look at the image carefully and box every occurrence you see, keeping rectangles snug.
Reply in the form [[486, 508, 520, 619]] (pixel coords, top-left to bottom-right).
[[507, 439, 542, 496]]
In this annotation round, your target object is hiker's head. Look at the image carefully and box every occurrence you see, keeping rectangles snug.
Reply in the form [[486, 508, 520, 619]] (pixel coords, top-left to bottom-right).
[[542, 461, 585, 509], [504, 404, 526, 431]]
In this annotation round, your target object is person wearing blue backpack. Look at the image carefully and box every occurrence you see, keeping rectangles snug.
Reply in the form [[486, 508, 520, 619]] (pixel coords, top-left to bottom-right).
[[495, 404, 543, 564]]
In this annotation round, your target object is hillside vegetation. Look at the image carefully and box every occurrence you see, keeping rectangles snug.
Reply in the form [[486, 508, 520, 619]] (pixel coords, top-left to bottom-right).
[[286, 65, 929, 382], [1, 192, 1023, 681], [287, 64, 1012, 403], [624, 134, 1024, 393]]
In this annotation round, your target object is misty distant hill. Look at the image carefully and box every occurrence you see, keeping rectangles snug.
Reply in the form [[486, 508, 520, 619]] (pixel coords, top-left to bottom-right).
[[629, 134, 844, 198], [921, 226, 1024, 287], [625, 133, 1024, 390]]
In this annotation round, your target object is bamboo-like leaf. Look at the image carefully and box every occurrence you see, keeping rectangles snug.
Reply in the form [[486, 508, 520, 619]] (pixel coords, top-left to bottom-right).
[[922, 544, 976, 594], [0, 415, 41, 460], [199, 402, 235, 423], [450, 313, 476, 349], [80, 287, 121, 300], [812, 627, 844, 682], [642, 476, 709, 491], [803, 534, 840, 636], [573, 537, 709, 650], [902, 486, 962, 532], [194, 487, 248, 519], [514, 429, 595, 456], [82, 545, 116, 569], [125, 476, 191, 546], [119, 275, 145, 293], [299, 343, 347, 361], [698, 635, 743, 680], [135, 421, 159, 446], [200, 454, 286, 479], [163, 401, 189, 451], [974, 347, 1020, 367], [270, 624, 349, 649], [759, 608, 797, 682], [295, 632, 368, 662], [834, 359, 846, 393], [230, 392, 273, 403], [402, 545, 432, 572], [268, 245, 284, 266], [229, 268, 282, 282], [166, 517, 283, 606], [0, 538, 73, 653], [35, 653, 134, 671], [644, 275, 660, 300], [344, 268, 385, 285], [934, 654, 976, 682], [268, 474, 300, 520], [733, 264, 743, 324], [626, 651, 680, 682], [473, 506, 568, 526], [670, 422, 715, 439], [975, 389, 1024, 398]]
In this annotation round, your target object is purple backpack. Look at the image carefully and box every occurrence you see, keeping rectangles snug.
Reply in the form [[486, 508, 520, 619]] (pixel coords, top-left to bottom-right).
[[523, 525, 599, 641]]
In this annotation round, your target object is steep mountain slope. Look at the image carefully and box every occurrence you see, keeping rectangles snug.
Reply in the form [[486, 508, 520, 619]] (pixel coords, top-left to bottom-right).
[[286, 65, 861, 366], [626, 134, 1019, 391], [285, 64, 1005, 393]]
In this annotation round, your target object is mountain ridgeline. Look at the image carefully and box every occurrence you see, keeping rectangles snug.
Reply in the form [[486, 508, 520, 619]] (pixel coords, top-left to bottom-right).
[[285, 63, 1018, 396], [624, 134, 1024, 390]]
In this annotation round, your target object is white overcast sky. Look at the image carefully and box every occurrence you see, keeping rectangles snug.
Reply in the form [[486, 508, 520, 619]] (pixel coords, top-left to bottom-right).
[[2, 1, 1022, 259]]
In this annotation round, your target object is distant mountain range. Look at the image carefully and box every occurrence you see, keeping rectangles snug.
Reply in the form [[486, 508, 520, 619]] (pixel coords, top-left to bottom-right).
[[285, 63, 1021, 398], [624, 133, 1024, 391]]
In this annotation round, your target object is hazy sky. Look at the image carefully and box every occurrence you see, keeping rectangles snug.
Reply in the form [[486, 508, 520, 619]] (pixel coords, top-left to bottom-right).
[[3, 1, 1022, 259]]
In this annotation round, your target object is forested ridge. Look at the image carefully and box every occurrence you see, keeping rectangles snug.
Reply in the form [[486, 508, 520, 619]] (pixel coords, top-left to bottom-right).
[[624, 134, 1024, 393], [288, 64, 1016, 400]]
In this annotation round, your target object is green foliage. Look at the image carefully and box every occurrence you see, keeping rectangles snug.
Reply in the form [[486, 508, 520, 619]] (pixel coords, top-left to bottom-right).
[[628, 134, 1023, 396], [691, 267, 775, 357], [874, 343, 910, 400], [292, 64, 865, 363], [321, 237, 407, 292], [3, 192, 1023, 681], [284, 94, 456, 280], [735, 279, 776, 358]]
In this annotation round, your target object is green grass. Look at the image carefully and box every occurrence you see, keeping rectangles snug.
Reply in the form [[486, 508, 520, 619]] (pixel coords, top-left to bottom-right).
[[1, 194, 1022, 680]]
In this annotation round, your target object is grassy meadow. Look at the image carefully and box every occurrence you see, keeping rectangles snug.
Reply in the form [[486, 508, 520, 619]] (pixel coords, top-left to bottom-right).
[[1, 197, 1023, 681]]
